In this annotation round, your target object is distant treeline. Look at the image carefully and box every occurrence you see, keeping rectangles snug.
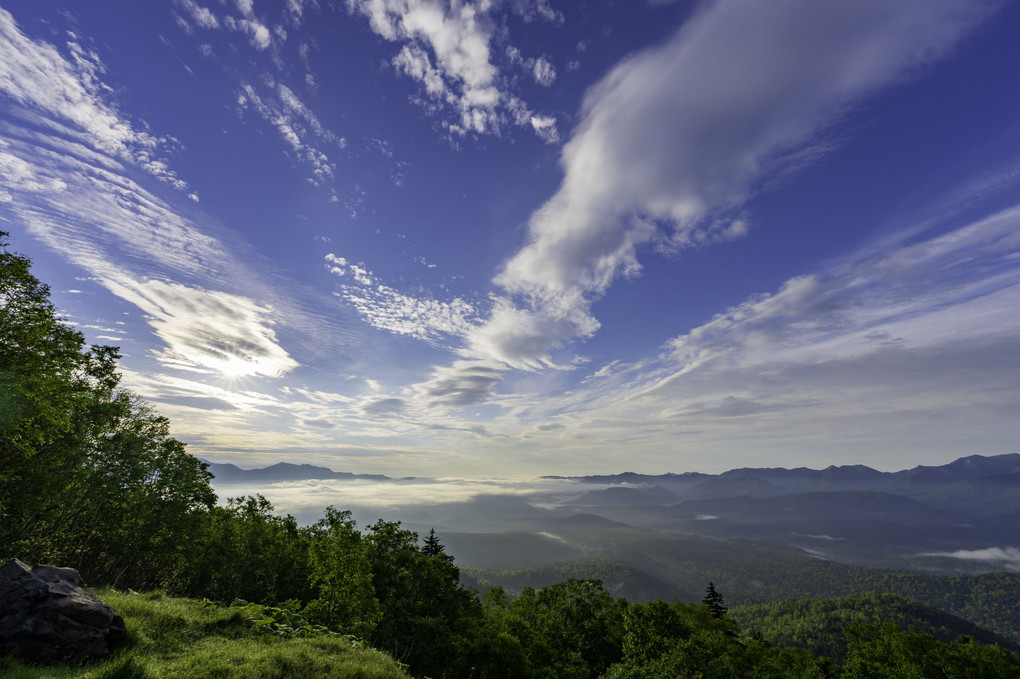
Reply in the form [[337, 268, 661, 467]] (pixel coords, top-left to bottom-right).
[[2, 230, 1019, 678]]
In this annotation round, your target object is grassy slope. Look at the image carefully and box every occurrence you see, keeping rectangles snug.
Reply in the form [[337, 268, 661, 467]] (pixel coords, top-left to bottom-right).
[[0, 590, 410, 679]]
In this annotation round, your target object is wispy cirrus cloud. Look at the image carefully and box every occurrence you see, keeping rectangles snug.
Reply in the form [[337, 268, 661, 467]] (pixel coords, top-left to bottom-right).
[[477, 0, 1000, 369], [0, 10, 188, 190], [667, 207, 1020, 377], [237, 78, 345, 185], [249, 199, 1020, 473], [531, 56, 555, 87], [298, 1, 1017, 471], [284, 0, 320, 28], [513, 205, 1020, 470], [173, 0, 352, 190], [102, 275, 299, 377], [0, 9, 299, 380]]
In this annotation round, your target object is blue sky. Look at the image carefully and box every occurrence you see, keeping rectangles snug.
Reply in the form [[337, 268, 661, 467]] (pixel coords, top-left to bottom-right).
[[2, 0, 1019, 478]]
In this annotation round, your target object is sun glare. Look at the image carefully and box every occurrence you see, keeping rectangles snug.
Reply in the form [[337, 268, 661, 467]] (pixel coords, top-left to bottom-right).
[[216, 355, 259, 380]]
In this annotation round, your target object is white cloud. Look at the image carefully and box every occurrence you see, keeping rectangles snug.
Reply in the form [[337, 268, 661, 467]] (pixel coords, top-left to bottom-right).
[[413, 359, 504, 407], [510, 0, 564, 25], [171, 0, 346, 192], [0, 10, 302, 383], [346, 0, 558, 142], [103, 275, 299, 377], [175, 0, 220, 29], [347, 0, 500, 135], [0, 10, 188, 189], [124, 370, 281, 412], [237, 79, 340, 184], [462, 295, 596, 369], [370, 137, 395, 158], [326, 253, 478, 346], [343, 203, 1020, 474], [529, 114, 560, 144], [479, 0, 999, 370], [244, 19, 273, 50], [0, 131, 231, 281], [532, 56, 556, 86], [527, 206, 1020, 468], [209, 476, 584, 516], [667, 207, 1020, 374], [919, 547, 1020, 571], [285, 0, 319, 27]]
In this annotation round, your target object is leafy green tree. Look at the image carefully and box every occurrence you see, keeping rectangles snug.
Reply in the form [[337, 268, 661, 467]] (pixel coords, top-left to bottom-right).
[[461, 586, 537, 679], [1, 231, 120, 555], [1, 231, 216, 591], [494, 578, 627, 679], [365, 519, 481, 677], [621, 600, 695, 664], [74, 401, 216, 589], [183, 495, 309, 604], [304, 506, 380, 637]]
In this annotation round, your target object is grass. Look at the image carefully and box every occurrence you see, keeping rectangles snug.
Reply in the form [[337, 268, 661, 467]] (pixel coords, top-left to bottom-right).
[[0, 590, 411, 679]]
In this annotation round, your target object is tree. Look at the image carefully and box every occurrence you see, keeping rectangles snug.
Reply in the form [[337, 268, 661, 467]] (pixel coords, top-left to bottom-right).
[[1, 231, 119, 553], [501, 578, 628, 679], [422, 527, 445, 556], [365, 519, 481, 677], [304, 506, 380, 637], [703, 582, 728, 619], [621, 600, 695, 665], [0, 231, 217, 592]]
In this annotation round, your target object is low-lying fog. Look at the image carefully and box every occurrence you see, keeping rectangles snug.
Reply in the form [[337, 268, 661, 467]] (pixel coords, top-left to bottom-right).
[[210, 476, 593, 528], [209, 474, 1020, 573]]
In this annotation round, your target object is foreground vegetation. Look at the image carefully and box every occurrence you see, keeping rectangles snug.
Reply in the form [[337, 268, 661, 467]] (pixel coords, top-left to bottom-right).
[[4, 585, 1019, 679], [2, 231, 1019, 677], [0, 590, 410, 679]]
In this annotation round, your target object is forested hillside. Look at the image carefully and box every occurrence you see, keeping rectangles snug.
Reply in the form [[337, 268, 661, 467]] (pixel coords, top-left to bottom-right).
[[730, 592, 1019, 663], [463, 533, 1020, 647], [2, 231, 1018, 678]]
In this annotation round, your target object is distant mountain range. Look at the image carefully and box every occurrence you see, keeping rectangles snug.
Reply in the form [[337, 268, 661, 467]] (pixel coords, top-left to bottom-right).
[[536, 453, 1020, 574], [550, 453, 1020, 514], [551, 453, 1020, 494], [205, 453, 1020, 496], [200, 460, 393, 483], [200, 453, 1020, 574]]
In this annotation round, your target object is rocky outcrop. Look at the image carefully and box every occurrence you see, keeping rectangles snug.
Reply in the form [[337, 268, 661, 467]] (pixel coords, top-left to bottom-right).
[[0, 558, 126, 660]]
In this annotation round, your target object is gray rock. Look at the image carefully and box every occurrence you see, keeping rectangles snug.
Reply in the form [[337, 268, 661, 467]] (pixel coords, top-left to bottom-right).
[[0, 558, 126, 660]]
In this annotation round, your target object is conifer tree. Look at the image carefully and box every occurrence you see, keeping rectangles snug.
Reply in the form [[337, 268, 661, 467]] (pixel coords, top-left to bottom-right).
[[422, 527, 445, 556], [703, 581, 727, 619]]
